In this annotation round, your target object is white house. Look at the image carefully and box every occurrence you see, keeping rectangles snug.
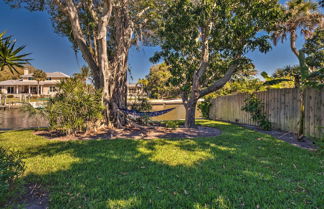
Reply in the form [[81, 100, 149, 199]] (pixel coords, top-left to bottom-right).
[[0, 69, 69, 96]]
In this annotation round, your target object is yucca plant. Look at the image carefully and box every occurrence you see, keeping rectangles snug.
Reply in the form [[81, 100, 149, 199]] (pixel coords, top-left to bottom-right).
[[0, 32, 31, 74]]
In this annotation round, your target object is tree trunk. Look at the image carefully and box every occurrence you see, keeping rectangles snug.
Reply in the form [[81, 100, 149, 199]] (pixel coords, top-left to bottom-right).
[[103, 64, 128, 128], [290, 30, 299, 58], [298, 88, 305, 140], [185, 99, 197, 128]]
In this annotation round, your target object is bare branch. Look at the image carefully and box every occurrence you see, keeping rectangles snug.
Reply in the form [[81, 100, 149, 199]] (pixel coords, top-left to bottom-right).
[[137, 6, 150, 18]]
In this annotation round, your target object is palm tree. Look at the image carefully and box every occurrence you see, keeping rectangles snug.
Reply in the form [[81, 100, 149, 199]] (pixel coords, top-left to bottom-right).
[[272, 0, 323, 58], [33, 69, 47, 96], [0, 32, 31, 74], [73, 66, 91, 84]]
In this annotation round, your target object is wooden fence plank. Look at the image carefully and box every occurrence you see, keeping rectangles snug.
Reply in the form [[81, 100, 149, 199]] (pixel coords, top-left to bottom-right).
[[320, 90, 324, 138], [209, 88, 324, 138], [315, 89, 322, 138]]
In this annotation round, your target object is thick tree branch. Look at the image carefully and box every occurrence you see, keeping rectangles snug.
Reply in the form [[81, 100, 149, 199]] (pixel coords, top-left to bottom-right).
[[199, 64, 237, 98], [97, 0, 112, 39], [197, 22, 213, 80], [53, 0, 99, 84]]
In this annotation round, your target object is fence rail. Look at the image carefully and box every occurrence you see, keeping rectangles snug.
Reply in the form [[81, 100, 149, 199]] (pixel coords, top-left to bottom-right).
[[209, 88, 324, 138]]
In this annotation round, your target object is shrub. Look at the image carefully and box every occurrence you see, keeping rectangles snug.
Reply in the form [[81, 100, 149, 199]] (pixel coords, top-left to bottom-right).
[[198, 96, 212, 119], [129, 96, 152, 125], [165, 120, 179, 129], [0, 147, 25, 204], [47, 76, 104, 135], [241, 94, 271, 130]]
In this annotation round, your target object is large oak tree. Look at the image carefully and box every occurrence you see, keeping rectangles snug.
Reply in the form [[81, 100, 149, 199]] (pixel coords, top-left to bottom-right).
[[151, 0, 283, 127]]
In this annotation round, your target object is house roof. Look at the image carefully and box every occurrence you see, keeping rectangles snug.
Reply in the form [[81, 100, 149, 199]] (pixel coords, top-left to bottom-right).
[[20, 72, 70, 78], [0, 79, 61, 86]]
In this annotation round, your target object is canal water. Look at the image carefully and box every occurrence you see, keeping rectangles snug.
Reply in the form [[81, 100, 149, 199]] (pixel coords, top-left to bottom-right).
[[0, 109, 48, 130], [0, 102, 201, 130]]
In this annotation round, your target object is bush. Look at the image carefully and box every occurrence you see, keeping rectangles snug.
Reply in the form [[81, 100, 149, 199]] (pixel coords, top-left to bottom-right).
[[165, 120, 179, 129], [198, 97, 212, 119], [241, 94, 271, 130], [0, 147, 25, 204], [129, 96, 152, 125], [47, 76, 104, 135]]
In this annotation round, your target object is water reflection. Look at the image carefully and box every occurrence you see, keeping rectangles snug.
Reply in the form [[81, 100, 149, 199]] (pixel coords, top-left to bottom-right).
[[0, 103, 201, 130], [0, 109, 48, 130], [151, 103, 201, 121]]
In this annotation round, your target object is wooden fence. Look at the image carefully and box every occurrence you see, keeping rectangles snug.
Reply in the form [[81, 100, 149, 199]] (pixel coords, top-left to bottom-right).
[[209, 88, 324, 138]]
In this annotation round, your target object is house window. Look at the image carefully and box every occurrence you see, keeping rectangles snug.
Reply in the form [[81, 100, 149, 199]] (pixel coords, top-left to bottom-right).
[[47, 77, 52, 80], [49, 86, 57, 92], [28, 77, 34, 80], [7, 87, 14, 94]]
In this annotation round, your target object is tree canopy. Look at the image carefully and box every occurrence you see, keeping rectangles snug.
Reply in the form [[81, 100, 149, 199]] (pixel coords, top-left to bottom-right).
[[151, 0, 283, 127], [271, 0, 323, 58], [138, 63, 178, 99]]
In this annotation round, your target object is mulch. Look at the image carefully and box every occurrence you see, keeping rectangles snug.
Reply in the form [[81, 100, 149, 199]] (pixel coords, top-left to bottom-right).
[[34, 125, 222, 141], [239, 124, 318, 151], [34, 122, 318, 150]]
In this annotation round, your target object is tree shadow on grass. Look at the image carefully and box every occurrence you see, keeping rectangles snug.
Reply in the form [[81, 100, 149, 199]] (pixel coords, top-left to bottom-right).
[[17, 122, 324, 209]]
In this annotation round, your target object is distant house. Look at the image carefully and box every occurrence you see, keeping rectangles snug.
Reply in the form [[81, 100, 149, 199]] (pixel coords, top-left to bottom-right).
[[127, 83, 147, 98], [0, 69, 69, 96]]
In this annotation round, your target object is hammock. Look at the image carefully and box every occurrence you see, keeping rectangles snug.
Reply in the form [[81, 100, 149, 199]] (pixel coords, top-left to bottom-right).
[[121, 108, 175, 117]]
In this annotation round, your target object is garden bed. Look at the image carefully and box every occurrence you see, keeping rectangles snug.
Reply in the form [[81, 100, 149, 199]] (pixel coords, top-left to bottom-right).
[[34, 125, 222, 140], [238, 124, 317, 151]]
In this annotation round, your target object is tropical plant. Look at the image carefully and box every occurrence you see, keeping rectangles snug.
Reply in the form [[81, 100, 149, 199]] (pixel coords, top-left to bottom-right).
[[73, 66, 91, 84], [0, 32, 31, 74], [242, 94, 272, 130], [271, 0, 323, 58], [47, 72, 104, 135], [0, 147, 25, 204], [33, 69, 47, 96], [151, 0, 282, 127]]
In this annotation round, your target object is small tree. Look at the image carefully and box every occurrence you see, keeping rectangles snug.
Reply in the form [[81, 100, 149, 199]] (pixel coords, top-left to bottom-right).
[[138, 63, 179, 99], [33, 69, 47, 96], [152, 0, 282, 127], [47, 73, 104, 135]]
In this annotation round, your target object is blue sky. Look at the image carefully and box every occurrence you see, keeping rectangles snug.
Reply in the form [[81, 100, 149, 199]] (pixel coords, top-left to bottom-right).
[[0, 1, 309, 82]]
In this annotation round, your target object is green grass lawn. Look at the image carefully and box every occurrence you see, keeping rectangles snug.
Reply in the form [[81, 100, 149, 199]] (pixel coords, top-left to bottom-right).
[[0, 120, 323, 209]]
